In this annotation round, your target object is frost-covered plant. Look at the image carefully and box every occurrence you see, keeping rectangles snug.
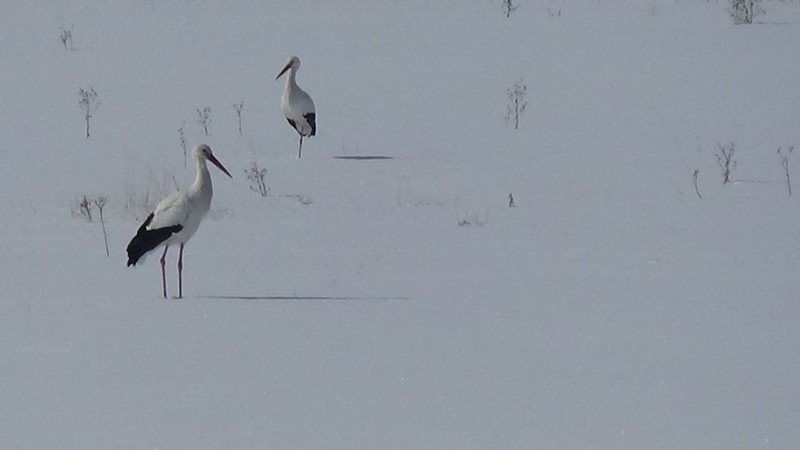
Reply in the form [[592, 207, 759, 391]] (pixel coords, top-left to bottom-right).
[[196, 106, 211, 136], [715, 142, 737, 184], [78, 87, 100, 138], [233, 101, 244, 136], [778, 146, 794, 196], [245, 162, 269, 197], [729, 0, 764, 25], [504, 80, 528, 130]]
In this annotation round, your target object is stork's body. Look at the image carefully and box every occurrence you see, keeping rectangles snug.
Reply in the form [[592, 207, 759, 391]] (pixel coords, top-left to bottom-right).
[[126, 144, 232, 298], [276, 56, 316, 158]]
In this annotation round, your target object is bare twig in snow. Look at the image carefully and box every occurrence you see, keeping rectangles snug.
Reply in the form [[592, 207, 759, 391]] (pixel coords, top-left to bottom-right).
[[502, 0, 519, 18], [234, 101, 244, 136], [693, 169, 703, 199], [715, 142, 737, 184], [196, 107, 211, 136], [94, 196, 110, 256], [504, 80, 528, 130], [60, 25, 74, 50], [78, 87, 100, 138], [245, 162, 269, 197], [778, 146, 794, 196], [178, 126, 188, 168]]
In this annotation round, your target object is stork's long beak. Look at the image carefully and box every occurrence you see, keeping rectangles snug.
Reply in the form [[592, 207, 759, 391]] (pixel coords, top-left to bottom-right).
[[208, 154, 233, 179], [276, 62, 291, 80]]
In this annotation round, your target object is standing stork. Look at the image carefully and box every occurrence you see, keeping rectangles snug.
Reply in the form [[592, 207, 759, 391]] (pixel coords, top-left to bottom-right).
[[276, 55, 316, 158], [126, 144, 232, 298]]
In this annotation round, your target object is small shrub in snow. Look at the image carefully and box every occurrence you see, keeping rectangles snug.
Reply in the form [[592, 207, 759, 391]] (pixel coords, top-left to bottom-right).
[[778, 146, 794, 196], [196, 106, 211, 136], [504, 80, 528, 130], [233, 101, 244, 136], [715, 142, 737, 184], [245, 162, 269, 197], [729, 0, 764, 25], [78, 87, 100, 138]]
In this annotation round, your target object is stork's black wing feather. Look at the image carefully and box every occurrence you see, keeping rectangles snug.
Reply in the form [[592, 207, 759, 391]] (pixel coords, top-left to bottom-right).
[[126, 212, 183, 267], [304, 113, 316, 136]]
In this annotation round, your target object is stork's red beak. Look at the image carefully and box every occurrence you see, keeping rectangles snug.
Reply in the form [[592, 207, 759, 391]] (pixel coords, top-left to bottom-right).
[[208, 154, 233, 178], [276, 62, 291, 80]]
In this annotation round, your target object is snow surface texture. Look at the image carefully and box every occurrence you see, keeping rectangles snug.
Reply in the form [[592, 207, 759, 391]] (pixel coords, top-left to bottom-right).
[[1, 1, 800, 448]]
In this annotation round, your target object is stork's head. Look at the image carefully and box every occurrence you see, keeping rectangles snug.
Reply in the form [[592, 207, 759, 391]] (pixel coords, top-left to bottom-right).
[[193, 144, 233, 178], [276, 56, 301, 80]]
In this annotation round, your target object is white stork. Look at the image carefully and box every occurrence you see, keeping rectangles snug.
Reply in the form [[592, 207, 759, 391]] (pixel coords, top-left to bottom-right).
[[126, 144, 232, 298], [276, 55, 316, 158]]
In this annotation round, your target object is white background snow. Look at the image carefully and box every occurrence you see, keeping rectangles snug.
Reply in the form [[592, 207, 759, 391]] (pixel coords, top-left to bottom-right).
[[1, 0, 799, 448]]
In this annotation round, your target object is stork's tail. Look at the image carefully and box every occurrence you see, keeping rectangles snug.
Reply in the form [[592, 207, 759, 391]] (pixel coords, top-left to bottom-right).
[[126, 213, 183, 266]]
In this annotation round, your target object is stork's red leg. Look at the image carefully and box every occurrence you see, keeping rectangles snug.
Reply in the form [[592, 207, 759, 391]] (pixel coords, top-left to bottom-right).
[[160, 245, 169, 298], [177, 243, 185, 299]]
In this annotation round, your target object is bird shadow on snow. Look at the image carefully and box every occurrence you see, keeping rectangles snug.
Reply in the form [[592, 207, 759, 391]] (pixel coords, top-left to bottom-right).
[[332, 155, 394, 161], [196, 295, 410, 301]]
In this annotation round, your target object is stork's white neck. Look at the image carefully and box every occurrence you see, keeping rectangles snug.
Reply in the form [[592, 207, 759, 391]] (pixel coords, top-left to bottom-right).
[[284, 68, 298, 91], [191, 157, 213, 197]]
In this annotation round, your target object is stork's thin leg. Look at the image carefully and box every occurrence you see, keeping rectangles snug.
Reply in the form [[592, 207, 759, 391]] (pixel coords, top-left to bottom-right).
[[160, 245, 169, 298], [177, 243, 185, 299], [298, 135, 303, 159]]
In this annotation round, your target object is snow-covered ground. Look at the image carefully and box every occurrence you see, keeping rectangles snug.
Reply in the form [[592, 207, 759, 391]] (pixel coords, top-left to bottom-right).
[[2, 0, 800, 448]]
